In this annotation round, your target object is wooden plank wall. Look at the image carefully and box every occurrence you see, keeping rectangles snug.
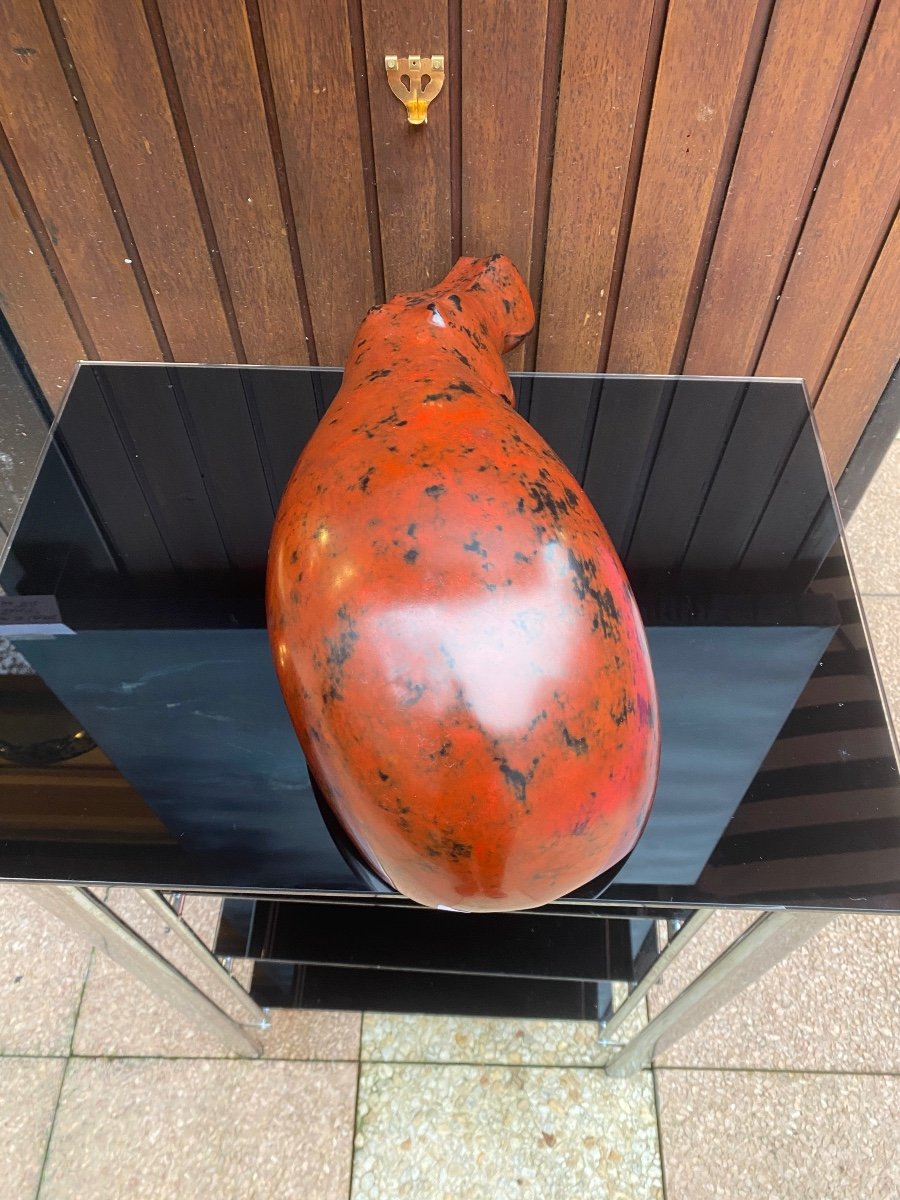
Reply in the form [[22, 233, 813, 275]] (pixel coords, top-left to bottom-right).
[[0, 0, 897, 477]]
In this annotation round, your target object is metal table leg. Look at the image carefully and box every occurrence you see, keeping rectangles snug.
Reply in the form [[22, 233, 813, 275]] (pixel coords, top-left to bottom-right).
[[600, 908, 714, 1042], [28, 885, 263, 1058], [134, 888, 264, 1024], [605, 909, 833, 1077]]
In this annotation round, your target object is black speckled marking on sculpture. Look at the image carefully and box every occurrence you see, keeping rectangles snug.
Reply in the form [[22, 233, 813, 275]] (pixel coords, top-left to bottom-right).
[[610, 690, 635, 727], [401, 680, 427, 707], [567, 547, 622, 640], [527, 479, 573, 523], [560, 725, 589, 756], [463, 535, 488, 558]]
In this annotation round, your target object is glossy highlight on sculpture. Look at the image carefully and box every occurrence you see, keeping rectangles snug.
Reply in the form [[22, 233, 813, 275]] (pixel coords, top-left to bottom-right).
[[267, 256, 659, 912]]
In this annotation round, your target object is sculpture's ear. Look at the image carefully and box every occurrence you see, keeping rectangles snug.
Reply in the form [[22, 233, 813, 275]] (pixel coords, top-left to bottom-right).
[[482, 254, 535, 353], [436, 255, 535, 355]]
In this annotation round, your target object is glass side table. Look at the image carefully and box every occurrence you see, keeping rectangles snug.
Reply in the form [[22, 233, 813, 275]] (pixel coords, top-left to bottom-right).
[[1, 365, 897, 1070]]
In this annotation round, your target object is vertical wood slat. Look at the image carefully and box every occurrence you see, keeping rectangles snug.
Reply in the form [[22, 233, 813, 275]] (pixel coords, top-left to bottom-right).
[[54, 0, 235, 364], [756, 0, 900, 394], [362, 1, 452, 298], [684, 0, 874, 376], [814, 212, 900, 479], [0, 3, 897, 474], [606, 0, 768, 373], [0, 0, 160, 359], [258, 0, 374, 366], [536, 0, 657, 372], [460, 0, 549, 370], [523, 0, 566, 373], [0, 169, 86, 403], [154, 0, 310, 364]]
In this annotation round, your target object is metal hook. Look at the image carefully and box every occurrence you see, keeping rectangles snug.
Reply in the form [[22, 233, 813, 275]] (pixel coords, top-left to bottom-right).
[[385, 54, 445, 126]]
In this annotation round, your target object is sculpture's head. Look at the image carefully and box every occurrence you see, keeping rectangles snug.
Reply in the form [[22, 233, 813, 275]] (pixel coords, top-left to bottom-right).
[[345, 253, 536, 400], [439, 254, 535, 353]]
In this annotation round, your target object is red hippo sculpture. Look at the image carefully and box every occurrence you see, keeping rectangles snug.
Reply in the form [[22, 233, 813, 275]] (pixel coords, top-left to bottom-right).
[[267, 255, 659, 911]]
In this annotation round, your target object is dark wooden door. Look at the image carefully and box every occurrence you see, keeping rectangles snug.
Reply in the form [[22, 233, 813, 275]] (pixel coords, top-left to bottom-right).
[[0, 0, 897, 478]]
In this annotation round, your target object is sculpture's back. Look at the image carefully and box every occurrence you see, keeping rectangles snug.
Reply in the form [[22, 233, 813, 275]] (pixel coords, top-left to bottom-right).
[[267, 255, 659, 911]]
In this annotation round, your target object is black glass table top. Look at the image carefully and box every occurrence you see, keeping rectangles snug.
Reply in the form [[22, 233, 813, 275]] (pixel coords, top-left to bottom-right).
[[0, 364, 897, 912]]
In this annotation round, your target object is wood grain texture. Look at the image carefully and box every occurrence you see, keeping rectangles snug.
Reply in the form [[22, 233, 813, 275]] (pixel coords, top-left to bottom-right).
[[0, 169, 85, 403], [756, 0, 900, 394], [606, 0, 766, 373], [684, 0, 873, 375], [362, 0, 451, 298], [814, 211, 900, 479], [0, 1, 897, 472], [259, 0, 374, 365], [537, 0, 657, 372], [155, 0, 310, 363], [55, 0, 235, 363], [0, 0, 160, 360], [461, 0, 549, 370]]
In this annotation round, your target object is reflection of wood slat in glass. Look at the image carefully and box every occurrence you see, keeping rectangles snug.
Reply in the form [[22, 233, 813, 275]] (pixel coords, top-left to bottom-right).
[[96, 366, 230, 573], [243, 369, 321, 505], [681, 383, 809, 574], [627, 380, 745, 570], [169, 367, 275, 573], [50, 368, 837, 589], [582, 378, 674, 554], [727, 789, 898, 836], [527, 375, 599, 481], [700, 568, 900, 900], [57, 368, 173, 578]]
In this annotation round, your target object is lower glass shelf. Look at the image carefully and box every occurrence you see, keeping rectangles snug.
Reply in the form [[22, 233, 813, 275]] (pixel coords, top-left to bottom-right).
[[216, 897, 667, 1021]]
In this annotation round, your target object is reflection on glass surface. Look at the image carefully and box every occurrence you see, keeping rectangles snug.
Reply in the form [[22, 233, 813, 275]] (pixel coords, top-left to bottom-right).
[[0, 365, 897, 911]]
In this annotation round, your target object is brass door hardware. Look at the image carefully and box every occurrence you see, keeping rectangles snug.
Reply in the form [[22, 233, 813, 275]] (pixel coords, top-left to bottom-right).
[[385, 54, 445, 125]]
